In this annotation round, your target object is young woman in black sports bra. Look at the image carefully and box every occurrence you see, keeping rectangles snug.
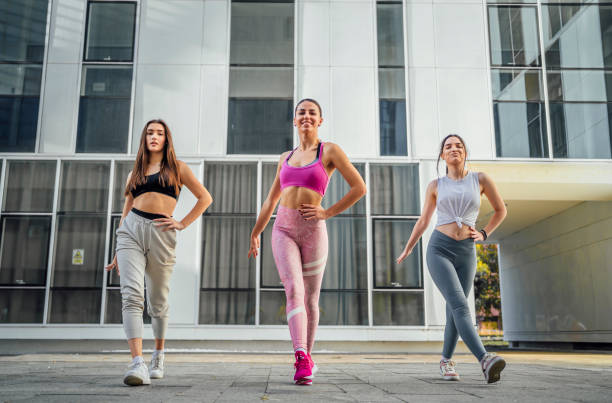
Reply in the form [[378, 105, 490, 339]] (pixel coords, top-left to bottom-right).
[[104, 119, 212, 386]]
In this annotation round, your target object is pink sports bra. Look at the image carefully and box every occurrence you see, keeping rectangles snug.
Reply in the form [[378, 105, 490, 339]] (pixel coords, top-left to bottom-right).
[[279, 142, 330, 196]]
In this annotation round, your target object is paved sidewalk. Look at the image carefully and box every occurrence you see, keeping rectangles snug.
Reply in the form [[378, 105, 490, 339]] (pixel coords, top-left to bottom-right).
[[1, 352, 611, 402]]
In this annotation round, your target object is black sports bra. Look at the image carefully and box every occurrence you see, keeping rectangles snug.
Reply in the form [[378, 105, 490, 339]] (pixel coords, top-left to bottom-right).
[[130, 172, 180, 200]]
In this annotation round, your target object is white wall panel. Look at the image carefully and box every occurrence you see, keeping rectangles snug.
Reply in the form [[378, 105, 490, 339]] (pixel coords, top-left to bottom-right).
[[298, 1, 330, 66], [409, 68, 439, 159], [405, 3, 435, 68], [297, 66, 331, 142], [200, 65, 227, 155], [47, 0, 86, 64], [330, 68, 377, 157], [138, 0, 204, 65], [39, 64, 79, 153], [132, 65, 201, 155], [330, 2, 375, 67], [436, 68, 493, 160], [201, 0, 229, 65]]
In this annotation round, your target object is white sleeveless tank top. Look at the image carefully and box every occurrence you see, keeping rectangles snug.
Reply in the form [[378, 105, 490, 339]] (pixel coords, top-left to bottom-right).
[[436, 171, 481, 228]]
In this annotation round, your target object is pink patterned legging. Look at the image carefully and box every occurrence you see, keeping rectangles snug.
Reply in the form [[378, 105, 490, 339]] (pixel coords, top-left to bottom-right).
[[271, 206, 328, 353]]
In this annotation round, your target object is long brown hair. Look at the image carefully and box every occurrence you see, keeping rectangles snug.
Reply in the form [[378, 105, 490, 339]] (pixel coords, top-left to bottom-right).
[[436, 133, 468, 176], [125, 119, 181, 197]]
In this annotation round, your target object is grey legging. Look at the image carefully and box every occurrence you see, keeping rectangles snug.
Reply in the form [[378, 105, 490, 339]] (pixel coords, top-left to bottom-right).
[[426, 230, 487, 361]]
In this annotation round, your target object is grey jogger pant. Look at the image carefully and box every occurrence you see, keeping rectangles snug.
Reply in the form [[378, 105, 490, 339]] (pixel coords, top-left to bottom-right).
[[116, 210, 177, 339], [426, 230, 487, 361]]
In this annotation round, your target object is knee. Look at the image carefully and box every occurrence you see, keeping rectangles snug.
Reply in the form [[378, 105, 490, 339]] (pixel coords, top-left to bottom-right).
[[284, 281, 304, 304], [447, 294, 470, 317], [121, 290, 144, 313], [147, 300, 169, 319], [304, 294, 319, 313]]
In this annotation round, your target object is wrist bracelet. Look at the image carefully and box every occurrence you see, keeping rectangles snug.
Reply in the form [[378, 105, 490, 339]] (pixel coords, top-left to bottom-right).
[[479, 229, 488, 241]]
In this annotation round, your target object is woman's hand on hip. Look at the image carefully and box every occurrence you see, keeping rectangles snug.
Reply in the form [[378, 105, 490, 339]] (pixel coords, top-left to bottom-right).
[[299, 204, 328, 221], [153, 217, 185, 231], [248, 235, 260, 258], [396, 248, 413, 264], [104, 255, 119, 276], [470, 227, 485, 242]]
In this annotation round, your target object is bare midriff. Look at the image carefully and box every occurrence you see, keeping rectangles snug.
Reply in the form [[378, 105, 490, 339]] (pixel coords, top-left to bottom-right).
[[279, 186, 323, 210], [435, 222, 474, 241], [132, 192, 177, 217]]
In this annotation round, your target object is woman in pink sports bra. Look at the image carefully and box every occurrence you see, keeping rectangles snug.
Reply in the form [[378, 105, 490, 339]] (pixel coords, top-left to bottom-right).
[[248, 99, 366, 385]]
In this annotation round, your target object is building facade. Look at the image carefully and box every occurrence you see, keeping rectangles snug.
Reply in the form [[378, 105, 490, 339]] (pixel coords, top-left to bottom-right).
[[0, 0, 611, 345]]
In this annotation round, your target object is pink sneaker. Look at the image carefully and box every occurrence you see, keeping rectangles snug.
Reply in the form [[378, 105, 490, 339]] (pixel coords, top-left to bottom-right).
[[308, 353, 318, 376], [293, 350, 313, 385]]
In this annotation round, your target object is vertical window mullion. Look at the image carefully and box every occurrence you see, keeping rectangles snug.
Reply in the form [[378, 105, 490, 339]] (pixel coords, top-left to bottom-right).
[[537, 2, 554, 160], [100, 159, 116, 324], [34, 0, 53, 153], [42, 159, 61, 324], [365, 162, 373, 327]]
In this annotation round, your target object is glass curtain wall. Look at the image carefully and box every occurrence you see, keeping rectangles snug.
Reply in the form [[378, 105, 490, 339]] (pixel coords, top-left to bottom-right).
[[376, 1, 407, 156], [76, 1, 136, 153], [227, 0, 295, 154], [0, 0, 49, 152], [487, 1, 612, 159]]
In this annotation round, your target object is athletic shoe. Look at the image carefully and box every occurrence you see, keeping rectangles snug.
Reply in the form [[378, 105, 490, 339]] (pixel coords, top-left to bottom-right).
[[440, 359, 460, 381], [123, 359, 151, 386], [294, 350, 313, 385], [480, 352, 506, 384], [149, 352, 164, 379], [308, 353, 318, 376]]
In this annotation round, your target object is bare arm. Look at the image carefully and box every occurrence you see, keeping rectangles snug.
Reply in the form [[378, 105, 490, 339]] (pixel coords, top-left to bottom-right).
[[301, 143, 367, 220], [396, 180, 437, 264], [247, 153, 287, 258], [471, 172, 506, 240]]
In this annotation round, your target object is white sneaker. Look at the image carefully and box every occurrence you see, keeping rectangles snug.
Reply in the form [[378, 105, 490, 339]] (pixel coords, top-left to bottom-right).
[[149, 352, 164, 379], [480, 352, 506, 384], [440, 359, 460, 381], [123, 359, 151, 386]]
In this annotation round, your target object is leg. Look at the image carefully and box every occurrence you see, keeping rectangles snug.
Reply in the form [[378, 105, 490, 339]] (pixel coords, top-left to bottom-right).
[[426, 243, 486, 361], [272, 226, 307, 351], [442, 304, 458, 359]]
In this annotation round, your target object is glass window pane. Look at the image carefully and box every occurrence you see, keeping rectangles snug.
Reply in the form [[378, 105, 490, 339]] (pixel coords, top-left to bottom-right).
[[377, 3, 405, 67], [199, 290, 255, 324], [0, 289, 45, 323], [228, 99, 293, 154], [494, 102, 548, 158], [547, 70, 612, 102], [543, 5, 612, 69], [373, 291, 424, 325], [374, 219, 422, 288], [204, 163, 257, 214], [0, 1, 49, 63], [52, 215, 106, 287], [229, 67, 293, 98], [84, 2, 136, 62], [0, 216, 51, 286], [491, 69, 542, 101], [104, 288, 150, 324], [48, 289, 101, 323], [370, 164, 420, 215], [201, 216, 256, 289], [322, 163, 366, 215], [3, 160, 56, 212], [107, 216, 121, 287], [262, 162, 281, 215], [230, 2, 294, 65], [323, 217, 368, 290], [0, 64, 43, 95], [488, 6, 541, 67], [259, 290, 286, 324], [261, 217, 281, 288], [59, 161, 110, 213], [550, 103, 612, 159], [112, 161, 134, 213], [379, 99, 407, 156], [378, 68, 405, 100], [76, 66, 132, 153]]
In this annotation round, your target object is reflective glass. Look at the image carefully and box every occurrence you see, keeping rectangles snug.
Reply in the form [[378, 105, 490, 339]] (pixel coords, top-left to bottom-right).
[[547, 70, 612, 102], [0, 216, 51, 286], [84, 2, 136, 62], [379, 99, 407, 156], [494, 102, 548, 158], [199, 290, 255, 325], [0, 64, 42, 95], [322, 163, 366, 215], [370, 164, 420, 215], [107, 216, 121, 287], [543, 5, 612, 68], [373, 292, 424, 325], [230, 2, 294, 65], [48, 289, 102, 323], [3, 160, 56, 212], [379, 68, 405, 100], [112, 161, 134, 213], [229, 67, 293, 98], [373, 219, 422, 288], [550, 103, 612, 159], [76, 66, 132, 153], [0, 0, 48, 63], [488, 6, 541, 67], [491, 69, 543, 101], [377, 3, 405, 67], [0, 289, 45, 323], [204, 163, 257, 214], [59, 161, 110, 213]]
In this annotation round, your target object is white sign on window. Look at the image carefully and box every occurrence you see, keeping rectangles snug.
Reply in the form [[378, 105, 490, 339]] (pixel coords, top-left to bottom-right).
[[72, 249, 84, 265]]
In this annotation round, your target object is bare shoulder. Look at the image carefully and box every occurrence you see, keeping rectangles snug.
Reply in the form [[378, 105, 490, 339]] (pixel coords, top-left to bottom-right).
[[477, 171, 492, 184], [322, 141, 341, 154], [279, 150, 291, 163], [427, 178, 438, 195]]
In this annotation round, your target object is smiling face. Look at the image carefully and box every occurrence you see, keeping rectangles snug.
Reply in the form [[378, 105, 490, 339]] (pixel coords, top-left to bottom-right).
[[145, 122, 166, 153], [293, 100, 323, 132], [441, 136, 466, 166]]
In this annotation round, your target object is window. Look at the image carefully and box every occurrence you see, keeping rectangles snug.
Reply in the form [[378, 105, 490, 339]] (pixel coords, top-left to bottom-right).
[[76, 2, 136, 153], [227, 1, 294, 154], [0, 1, 49, 152]]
